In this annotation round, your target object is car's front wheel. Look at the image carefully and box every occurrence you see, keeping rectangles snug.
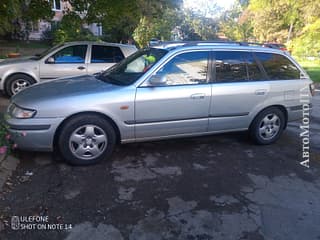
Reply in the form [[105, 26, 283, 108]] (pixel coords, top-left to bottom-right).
[[250, 107, 286, 145], [58, 114, 116, 165], [5, 74, 36, 97]]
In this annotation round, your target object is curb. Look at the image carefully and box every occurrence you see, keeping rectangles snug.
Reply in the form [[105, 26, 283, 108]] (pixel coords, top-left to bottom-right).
[[0, 155, 19, 191]]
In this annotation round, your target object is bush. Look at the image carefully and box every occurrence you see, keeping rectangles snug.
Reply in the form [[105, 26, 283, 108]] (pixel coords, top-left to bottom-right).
[[0, 119, 19, 157]]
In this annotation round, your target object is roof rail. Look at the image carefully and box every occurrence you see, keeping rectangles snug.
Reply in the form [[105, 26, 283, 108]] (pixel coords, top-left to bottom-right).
[[152, 41, 263, 49]]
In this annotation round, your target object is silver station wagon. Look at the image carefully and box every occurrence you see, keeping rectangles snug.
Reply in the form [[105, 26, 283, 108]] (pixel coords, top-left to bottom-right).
[[0, 41, 137, 96], [6, 42, 314, 165]]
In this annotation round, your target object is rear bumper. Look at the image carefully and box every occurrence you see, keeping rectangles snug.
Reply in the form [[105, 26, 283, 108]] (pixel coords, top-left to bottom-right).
[[6, 116, 64, 151]]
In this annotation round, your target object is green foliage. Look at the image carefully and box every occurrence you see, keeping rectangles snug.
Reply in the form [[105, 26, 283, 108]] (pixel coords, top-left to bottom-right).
[[133, 8, 185, 47], [298, 60, 320, 82], [305, 66, 320, 83], [183, 10, 218, 40], [247, 0, 320, 44], [24, 0, 53, 22], [0, 118, 18, 156], [0, 0, 20, 35], [0, 0, 54, 38], [290, 19, 320, 58], [133, 17, 155, 48], [50, 13, 98, 44], [219, 3, 253, 41], [133, 7, 220, 48], [219, 0, 320, 64], [67, 0, 182, 43], [53, 29, 68, 45]]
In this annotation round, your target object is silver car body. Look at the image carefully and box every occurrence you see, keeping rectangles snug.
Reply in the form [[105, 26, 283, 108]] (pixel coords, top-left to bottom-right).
[[0, 41, 137, 92], [6, 44, 313, 151]]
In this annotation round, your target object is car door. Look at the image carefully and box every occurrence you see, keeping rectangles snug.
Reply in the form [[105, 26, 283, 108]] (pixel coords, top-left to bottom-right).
[[86, 45, 125, 75], [39, 44, 88, 80], [209, 50, 270, 131], [135, 51, 211, 139]]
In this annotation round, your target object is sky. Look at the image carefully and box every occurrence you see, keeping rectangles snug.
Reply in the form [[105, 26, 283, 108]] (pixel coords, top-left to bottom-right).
[[183, 0, 235, 15]]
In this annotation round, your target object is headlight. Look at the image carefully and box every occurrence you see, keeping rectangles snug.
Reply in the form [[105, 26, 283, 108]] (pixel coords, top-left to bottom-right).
[[9, 104, 36, 119]]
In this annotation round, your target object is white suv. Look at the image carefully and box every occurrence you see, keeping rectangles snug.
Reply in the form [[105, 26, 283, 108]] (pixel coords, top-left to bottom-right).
[[0, 41, 137, 96]]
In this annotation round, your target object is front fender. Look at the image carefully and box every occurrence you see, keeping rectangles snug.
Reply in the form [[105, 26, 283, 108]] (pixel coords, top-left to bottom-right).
[[0, 65, 40, 90]]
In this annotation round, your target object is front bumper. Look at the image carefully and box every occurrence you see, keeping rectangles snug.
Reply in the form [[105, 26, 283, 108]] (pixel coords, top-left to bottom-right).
[[6, 116, 64, 152]]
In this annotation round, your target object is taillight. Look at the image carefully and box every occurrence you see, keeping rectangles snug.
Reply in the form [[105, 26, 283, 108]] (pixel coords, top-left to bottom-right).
[[310, 83, 315, 96], [280, 47, 287, 51]]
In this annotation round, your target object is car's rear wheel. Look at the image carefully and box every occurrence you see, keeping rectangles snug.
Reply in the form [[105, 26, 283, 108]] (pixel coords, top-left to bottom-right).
[[58, 114, 116, 165], [250, 107, 286, 145], [5, 74, 36, 97]]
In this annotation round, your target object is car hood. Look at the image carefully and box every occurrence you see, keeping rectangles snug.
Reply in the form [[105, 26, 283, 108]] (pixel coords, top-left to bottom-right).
[[12, 75, 120, 108], [0, 56, 37, 66]]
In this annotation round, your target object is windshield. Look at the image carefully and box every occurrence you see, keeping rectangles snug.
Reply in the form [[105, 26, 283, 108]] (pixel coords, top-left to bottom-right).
[[97, 48, 168, 85], [31, 43, 65, 60]]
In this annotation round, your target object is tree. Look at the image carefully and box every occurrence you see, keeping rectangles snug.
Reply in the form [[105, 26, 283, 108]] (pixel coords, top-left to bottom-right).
[[0, 0, 20, 36], [0, 0, 53, 39], [246, 0, 320, 57], [219, 2, 253, 41], [290, 19, 320, 58], [247, 0, 305, 43], [66, 0, 182, 43]]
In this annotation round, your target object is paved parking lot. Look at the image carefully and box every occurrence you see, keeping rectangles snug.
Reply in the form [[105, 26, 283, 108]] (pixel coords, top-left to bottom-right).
[[0, 91, 320, 240]]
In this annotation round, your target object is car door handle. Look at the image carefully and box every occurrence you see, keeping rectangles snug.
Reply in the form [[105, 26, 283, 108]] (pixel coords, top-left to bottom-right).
[[77, 66, 86, 70], [255, 89, 267, 95], [190, 93, 205, 99]]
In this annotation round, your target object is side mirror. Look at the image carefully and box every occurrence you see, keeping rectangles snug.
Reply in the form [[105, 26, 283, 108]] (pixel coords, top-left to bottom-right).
[[149, 74, 167, 86], [46, 57, 55, 64]]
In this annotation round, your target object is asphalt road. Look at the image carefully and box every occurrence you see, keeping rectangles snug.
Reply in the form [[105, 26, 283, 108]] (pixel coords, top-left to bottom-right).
[[0, 91, 320, 240]]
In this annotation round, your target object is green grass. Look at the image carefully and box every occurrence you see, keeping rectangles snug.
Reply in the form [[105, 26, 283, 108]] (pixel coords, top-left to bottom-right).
[[305, 67, 320, 82], [0, 40, 50, 58], [296, 59, 320, 82]]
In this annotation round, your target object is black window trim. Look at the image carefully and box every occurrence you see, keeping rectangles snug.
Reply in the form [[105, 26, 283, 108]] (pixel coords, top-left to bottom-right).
[[252, 51, 301, 81], [210, 50, 298, 83], [46, 44, 88, 64]]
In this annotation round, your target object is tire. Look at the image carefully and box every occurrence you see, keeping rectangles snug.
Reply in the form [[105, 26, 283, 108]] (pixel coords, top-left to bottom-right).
[[5, 74, 36, 97], [249, 107, 286, 145], [58, 114, 116, 165]]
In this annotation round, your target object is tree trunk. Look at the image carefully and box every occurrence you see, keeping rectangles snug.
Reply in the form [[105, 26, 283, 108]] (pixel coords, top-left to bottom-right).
[[287, 21, 293, 43]]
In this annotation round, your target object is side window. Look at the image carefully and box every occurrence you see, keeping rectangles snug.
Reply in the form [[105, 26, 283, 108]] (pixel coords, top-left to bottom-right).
[[51, 45, 87, 64], [215, 51, 248, 83], [246, 53, 265, 81], [255, 52, 300, 80], [158, 51, 209, 86], [91, 45, 124, 63]]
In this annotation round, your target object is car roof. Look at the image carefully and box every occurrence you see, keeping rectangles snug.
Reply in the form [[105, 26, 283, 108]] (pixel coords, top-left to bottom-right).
[[62, 41, 136, 49]]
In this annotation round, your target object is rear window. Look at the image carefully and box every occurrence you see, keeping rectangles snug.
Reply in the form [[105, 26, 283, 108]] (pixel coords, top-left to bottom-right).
[[255, 53, 300, 80], [214, 51, 264, 83], [91, 45, 124, 63]]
